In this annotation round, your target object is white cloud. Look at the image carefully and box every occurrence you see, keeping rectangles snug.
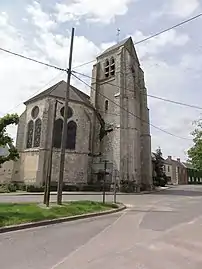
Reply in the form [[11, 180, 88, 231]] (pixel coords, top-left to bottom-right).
[[133, 29, 189, 58], [0, 9, 101, 141], [55, 0, 135, 24], [0, 11, 62, 141], [34, 32, 100, 69], [27, 1, 56, 31], [140, 55, 201, 160], [169, 0, 200, 18], [152, 0, 201, 19]]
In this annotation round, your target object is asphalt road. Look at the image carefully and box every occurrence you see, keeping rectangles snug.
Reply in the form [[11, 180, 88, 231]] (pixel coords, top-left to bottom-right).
[[1, 185, 202, 268]]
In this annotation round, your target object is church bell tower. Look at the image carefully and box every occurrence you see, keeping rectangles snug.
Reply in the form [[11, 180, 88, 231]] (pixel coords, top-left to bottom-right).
[[90, 37, 152, 191]]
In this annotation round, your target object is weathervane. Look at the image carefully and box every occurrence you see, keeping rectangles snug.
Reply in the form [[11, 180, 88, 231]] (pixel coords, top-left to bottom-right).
[[117, 28, 120, 43]]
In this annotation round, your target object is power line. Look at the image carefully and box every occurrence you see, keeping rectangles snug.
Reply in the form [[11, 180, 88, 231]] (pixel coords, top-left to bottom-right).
[[146, 94, 202, 110], [72, 70, 202, 111], [0, 47, 67, 72], [72, 73, 192, 141], [73, 59, 96, 69], [72, 13, 202, 70], [135, 13, 202, 45]]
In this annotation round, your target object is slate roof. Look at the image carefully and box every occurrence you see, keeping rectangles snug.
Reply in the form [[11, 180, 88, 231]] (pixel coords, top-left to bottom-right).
[[100, 37, 131, 55], [24, 80, 91, 106], [98, 37, 140, 65]]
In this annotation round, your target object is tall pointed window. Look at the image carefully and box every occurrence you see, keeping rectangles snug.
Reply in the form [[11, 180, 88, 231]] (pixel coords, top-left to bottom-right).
[[66, 121, 77, 150], [34, 118, 42, 147], [104, 59, 110, 78], [53, 119, 63, 148], [110, 57, 115, 76], [26, 120, 34, 148]]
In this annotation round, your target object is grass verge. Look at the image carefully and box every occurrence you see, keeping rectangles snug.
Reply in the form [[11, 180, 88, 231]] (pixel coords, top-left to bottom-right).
[[0, 201, 118, 227]]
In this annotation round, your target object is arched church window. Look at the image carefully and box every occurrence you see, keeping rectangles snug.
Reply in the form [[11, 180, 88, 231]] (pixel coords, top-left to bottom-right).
[[105, 100, 109, 112], [53, 119, 63, 148], [110, 57, 115, 76], [26, 120, 34, 148], [104, 59, 110, 78], [60, 106, 73, 119], [34, 118, 42, 147], [31, 106, 39, 119], [66, 121, 77, 150]]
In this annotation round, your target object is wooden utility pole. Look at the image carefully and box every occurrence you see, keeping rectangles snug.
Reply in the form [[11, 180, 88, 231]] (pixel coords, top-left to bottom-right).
[[43, 100, 58, 206], [44, 100, 63, 206], [57, 28, 75, 205]]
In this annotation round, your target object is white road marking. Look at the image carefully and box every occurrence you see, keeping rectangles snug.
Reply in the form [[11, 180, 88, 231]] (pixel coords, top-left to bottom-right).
[[50, 210, 127, 269]]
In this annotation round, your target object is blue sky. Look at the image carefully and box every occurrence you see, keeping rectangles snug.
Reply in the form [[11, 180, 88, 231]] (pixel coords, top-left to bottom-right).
[[0, 0, 202, 160]]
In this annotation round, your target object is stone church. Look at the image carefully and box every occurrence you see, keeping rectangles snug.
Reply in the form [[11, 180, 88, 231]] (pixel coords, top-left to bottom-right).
[[12, 37, 153, 191]]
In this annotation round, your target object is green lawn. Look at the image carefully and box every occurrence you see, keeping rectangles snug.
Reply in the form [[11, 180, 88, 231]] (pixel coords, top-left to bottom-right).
[[0, 201, 118, 227]]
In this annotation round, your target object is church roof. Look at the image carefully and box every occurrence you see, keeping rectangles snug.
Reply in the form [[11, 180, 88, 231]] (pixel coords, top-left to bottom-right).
[[97, 36, 140, 65], [24, 80, 91, 106], [100, 37, 131, 55]]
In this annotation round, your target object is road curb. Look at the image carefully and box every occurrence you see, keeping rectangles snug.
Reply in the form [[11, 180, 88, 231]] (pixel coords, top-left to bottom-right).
[[141, 186, 171, 194], [0, 187, 171, 196], [0, 204, 126, 234]]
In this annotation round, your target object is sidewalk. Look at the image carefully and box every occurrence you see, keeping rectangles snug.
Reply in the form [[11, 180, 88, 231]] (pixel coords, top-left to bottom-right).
[[0, 186, 170, 196]]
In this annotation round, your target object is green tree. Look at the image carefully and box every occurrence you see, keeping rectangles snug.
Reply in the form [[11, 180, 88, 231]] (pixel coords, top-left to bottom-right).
[[153, 147, 168, 187], [0, 114, 19, 165], [188, 119, 202, 170]]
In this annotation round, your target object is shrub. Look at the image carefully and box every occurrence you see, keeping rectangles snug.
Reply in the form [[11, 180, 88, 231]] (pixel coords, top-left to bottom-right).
[[16, 183, 26, 191], [7, 183, 17, 192], [26, 185, 44, 192], [0, 183, 17, 193], [62, 184, 79, 192], [0, 185, 8, 193], [120, 180, 138, 193]]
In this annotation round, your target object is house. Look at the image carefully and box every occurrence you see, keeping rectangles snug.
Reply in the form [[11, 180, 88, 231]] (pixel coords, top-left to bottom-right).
[[165, 156, 187, 185]]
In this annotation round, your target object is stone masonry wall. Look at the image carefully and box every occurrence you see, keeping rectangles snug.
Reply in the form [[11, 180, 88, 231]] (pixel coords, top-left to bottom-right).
[[46, 99, 94, 185]]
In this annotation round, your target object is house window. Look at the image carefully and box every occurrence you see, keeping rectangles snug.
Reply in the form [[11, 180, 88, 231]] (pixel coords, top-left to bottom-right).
[[104, 59, 110, 78], [110, 57, 115, 76], [105, 100, 109, 112], [66, 121, 77, 150], [33, 118, 42, 148], [26, 120, 34, 148], [53, 119, 63, 148], [168, 166, 170, 172]]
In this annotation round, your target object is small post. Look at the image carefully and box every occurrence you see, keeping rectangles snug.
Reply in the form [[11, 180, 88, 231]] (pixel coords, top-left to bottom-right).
[[102, 160, 107, 204], [57, 27, 75, 205], [113, 173, 117, 204]]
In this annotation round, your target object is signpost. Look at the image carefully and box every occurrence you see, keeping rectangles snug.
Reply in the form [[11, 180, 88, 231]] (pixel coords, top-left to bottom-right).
[[92, 161, 114, 204]]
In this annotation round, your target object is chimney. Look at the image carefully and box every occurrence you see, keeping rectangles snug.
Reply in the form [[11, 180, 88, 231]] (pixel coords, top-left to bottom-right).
[[168, 156, 172, 160], [177, 158, 180, 162]]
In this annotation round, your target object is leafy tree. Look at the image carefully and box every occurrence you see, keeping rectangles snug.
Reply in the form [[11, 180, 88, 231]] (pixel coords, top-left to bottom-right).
[[188, 119, 202, 170], [0, 114, 19, 165], [153, 147, 168, 187]]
